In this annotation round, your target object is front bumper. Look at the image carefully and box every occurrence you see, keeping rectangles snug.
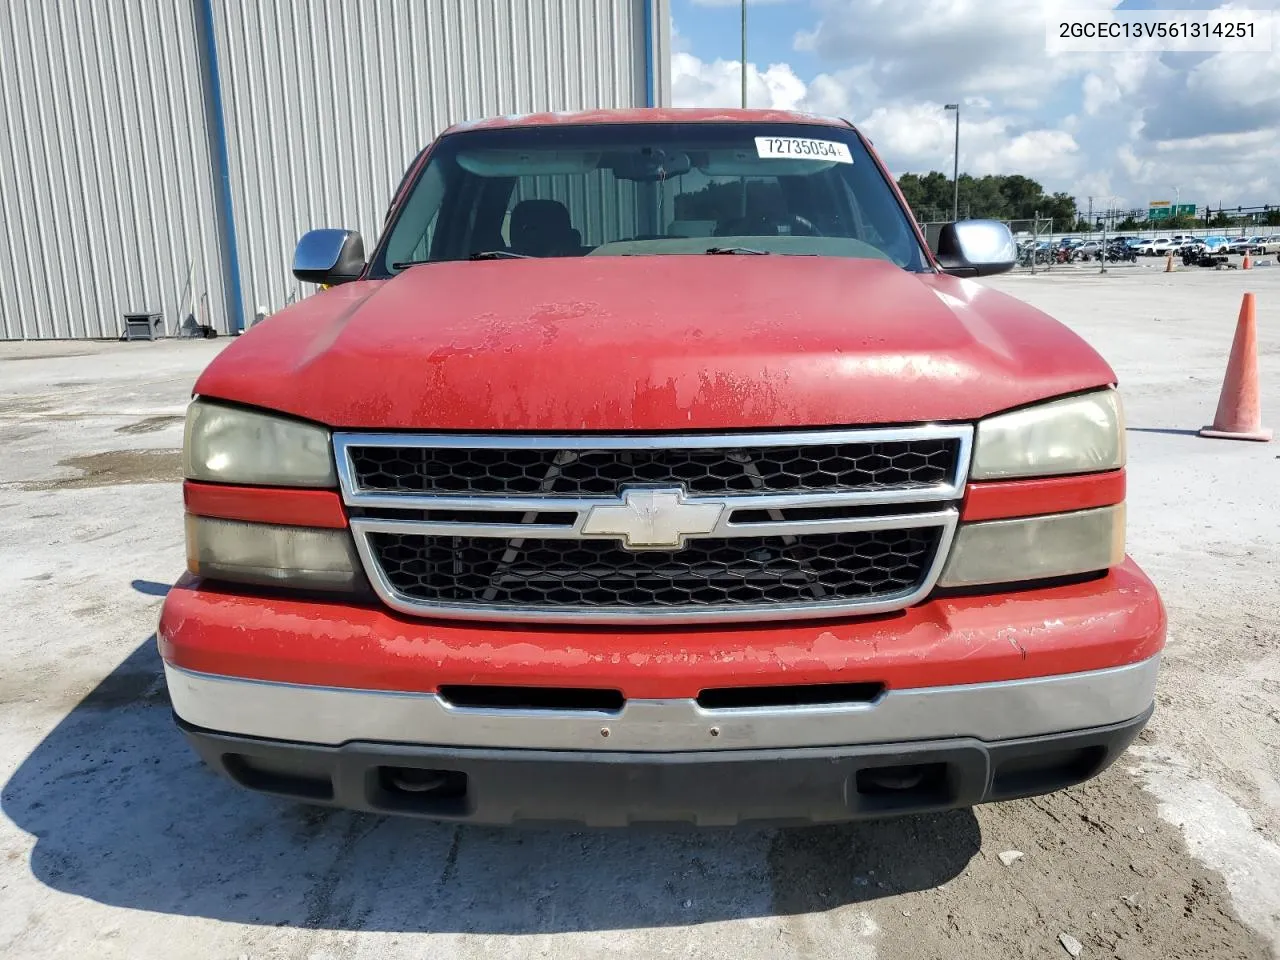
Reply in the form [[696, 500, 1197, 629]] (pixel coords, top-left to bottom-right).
[[178, 708, 1153, 826], [159, 558, 1165, 821], [164, 655, 1160, 752]]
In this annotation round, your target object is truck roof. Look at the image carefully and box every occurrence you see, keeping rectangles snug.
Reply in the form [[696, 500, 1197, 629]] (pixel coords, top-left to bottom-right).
[[443, 106, 851, 135]]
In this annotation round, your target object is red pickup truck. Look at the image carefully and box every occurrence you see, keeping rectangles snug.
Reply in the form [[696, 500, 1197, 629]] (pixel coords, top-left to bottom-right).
[[160, 108, 1164, 826]]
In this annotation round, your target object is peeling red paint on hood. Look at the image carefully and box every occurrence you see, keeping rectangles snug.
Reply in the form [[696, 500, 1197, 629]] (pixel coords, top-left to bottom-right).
[[194, 256, 1116, 431]]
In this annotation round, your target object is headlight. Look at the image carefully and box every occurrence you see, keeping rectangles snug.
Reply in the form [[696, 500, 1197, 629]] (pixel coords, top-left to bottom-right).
[[184, 399, 335, 487], [938, 505, 1125, 588], [971, 389, 1124, 480], [186, 516, 364, 591]]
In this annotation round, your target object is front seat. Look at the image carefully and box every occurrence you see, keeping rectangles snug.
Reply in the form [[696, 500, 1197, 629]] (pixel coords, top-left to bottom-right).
[[509, 199, 580, 257]]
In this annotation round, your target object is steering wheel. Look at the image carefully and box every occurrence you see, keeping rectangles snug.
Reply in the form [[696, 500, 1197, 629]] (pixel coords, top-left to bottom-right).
[[786, 214, 823, 237]]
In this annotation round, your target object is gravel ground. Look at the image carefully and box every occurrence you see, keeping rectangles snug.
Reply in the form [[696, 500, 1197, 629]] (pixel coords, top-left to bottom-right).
[[0, 261, 1277, 959]]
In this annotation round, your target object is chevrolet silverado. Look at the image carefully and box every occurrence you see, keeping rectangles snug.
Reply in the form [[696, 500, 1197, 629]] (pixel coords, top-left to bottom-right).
[[159, 108, 1164, 826]]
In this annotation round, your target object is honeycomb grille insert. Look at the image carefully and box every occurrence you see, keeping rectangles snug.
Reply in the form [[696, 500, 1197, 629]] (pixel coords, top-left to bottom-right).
[[347, 439, 959, 496], [367, 529, 940, 609]]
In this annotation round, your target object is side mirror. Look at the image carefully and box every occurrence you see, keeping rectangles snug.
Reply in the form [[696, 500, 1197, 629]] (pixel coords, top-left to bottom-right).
[[293, 229, 366, 285], [933, 220, 1017, 277]]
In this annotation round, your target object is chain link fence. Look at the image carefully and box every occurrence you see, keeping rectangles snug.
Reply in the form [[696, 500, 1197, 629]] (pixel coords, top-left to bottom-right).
[[1007, 217, 1057, 272]]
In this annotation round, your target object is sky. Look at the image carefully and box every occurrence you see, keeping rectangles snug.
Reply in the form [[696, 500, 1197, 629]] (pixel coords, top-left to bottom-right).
[[668, 0, 1280, 211]]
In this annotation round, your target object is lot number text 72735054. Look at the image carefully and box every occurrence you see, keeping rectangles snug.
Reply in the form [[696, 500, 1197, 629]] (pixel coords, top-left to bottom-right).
[[754, 137, 853, 164]]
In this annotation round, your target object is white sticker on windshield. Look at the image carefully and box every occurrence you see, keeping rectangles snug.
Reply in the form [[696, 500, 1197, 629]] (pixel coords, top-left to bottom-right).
[[754, 137, 853, 163]]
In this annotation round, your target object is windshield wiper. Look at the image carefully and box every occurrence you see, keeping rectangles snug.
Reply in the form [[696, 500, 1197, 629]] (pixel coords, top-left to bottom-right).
[[705, 246, 770, 255], [391, 251, 533, 269]]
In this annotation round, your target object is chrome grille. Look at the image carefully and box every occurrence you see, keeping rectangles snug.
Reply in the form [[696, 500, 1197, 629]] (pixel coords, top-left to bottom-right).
[[369, 529, 941, 608], [335, 427, 973, 624], [348, 438, 959, 496]]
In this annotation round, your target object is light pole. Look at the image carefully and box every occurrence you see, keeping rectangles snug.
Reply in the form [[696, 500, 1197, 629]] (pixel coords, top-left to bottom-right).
[[944, 104, 960, 221]]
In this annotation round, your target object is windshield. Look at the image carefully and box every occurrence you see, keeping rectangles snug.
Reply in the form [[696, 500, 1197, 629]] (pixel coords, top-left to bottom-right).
[[371, 122, 928, 275]]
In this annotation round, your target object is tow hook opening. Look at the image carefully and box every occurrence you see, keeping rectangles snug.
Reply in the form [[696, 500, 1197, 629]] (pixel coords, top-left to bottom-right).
[[853, 762, 954, 811], [858, 764, 930, 792], [386, 767, 453, 793], [374, 766, 470, 816]]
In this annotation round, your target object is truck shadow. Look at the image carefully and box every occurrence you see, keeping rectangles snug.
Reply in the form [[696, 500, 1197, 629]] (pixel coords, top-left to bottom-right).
[[2, 638, 981, 934]]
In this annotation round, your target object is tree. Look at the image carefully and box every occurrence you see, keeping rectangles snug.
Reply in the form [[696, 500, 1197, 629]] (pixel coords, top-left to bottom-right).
[[896, 173, 927, 212], [998, 175, 1042, 217], [897, 172, 952, 219], [896, 171, 1076, 225], [1116, 217, 1141, 231], [958, 175, 1007, 219], [1041, 192, 1077, 227]]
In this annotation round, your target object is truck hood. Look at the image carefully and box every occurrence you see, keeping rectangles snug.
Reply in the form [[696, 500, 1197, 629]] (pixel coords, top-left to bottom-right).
[[196, 256, 1115, 430]]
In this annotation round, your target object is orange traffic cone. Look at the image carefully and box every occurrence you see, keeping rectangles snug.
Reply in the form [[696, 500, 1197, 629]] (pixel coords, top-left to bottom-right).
[[1200, 292, 1272, 441], [1165, 253, 1174, 272], [1242, 251, 1252, 270]]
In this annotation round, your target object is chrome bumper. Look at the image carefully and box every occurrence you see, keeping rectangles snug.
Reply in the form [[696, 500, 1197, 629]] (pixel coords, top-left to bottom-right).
[[163, 655, 1160, 752]]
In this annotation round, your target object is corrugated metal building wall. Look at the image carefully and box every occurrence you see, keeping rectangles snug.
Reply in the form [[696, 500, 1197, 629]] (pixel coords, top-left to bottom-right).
[[0, 0, 228, 340], [0, 0, 669, 339]]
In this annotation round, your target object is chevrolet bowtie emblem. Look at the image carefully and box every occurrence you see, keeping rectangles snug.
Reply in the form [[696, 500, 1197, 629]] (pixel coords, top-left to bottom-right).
[[581, 487, 724, 550]]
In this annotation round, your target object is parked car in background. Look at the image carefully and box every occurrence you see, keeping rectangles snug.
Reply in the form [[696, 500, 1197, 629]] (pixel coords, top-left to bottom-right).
[[158, 107, 1163, 826], [1168, 237, 1194, 252], [1249, 236, 1280, 255], [1144, 239, 1177, 256], [1226, 237, 1255, 254]]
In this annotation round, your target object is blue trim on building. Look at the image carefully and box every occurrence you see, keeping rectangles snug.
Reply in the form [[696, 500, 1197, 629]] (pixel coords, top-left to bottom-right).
[[196, 0, 246, 333], [642, 0, 656, 107]]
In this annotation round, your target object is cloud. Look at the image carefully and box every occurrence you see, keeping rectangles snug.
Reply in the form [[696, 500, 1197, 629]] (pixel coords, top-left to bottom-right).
[[1139, 47, 1280, 140], [976, 130, 1081, 179], [671, 54, 1083, 180], [857, 103, 1083, 180], [857, 103, 1006, 164], [671, 52, 810, 111], [671, 0, 1280, 206], [793, 0, 1122, 102], [1099, 42, 1280, 205]]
